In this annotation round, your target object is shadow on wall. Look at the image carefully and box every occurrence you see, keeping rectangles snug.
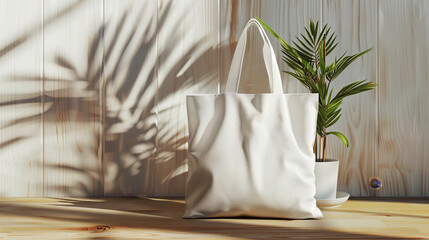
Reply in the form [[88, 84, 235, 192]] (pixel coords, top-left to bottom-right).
[[0, 0, 219, 196], [102, 1, 220, 197]]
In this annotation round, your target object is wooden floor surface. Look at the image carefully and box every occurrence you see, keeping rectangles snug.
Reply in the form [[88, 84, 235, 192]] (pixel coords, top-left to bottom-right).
[[0, 197, 428, 239]]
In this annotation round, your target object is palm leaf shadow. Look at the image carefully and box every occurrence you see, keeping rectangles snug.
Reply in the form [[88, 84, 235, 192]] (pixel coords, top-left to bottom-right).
[[0, 0, 221, 197], [102, 1, 220, 196]]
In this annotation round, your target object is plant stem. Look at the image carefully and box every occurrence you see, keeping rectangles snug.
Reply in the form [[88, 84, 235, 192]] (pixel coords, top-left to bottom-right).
[[322, 132, 327, 162], [322, 35, 327, 162], [318, 136, 321, 160]]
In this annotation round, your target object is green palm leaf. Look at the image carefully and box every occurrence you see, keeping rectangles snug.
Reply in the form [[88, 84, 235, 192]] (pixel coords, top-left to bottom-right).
[[257, 17, 376, 161], [326, 131, 349, 147]]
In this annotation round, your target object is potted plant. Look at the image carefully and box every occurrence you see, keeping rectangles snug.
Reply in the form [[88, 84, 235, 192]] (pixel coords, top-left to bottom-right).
[[257, 18, 377, 200]]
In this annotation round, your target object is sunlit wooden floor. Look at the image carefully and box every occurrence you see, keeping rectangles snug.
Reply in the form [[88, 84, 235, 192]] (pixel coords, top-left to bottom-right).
[[0, 197, 428, 239]]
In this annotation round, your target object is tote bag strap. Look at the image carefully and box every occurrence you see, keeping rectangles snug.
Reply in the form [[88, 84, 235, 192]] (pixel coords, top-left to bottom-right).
[[225, 18, 283, 94]]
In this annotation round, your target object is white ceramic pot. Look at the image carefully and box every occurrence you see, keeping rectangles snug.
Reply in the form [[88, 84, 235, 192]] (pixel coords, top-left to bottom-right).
[[314, 159, 339, 200]]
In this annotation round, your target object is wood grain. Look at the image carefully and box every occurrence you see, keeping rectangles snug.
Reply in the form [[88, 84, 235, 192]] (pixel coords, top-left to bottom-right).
[[0, 197, 428, 239], [322, 0, 378, 197], [0, 0, 43, 197], [103, 0, 158, 196], [43, 0, 103, 196], [155, 0, 219, 196], [378, 0, 429, 197]]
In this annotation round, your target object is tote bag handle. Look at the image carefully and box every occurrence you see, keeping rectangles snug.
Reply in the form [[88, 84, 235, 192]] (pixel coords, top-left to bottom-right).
[[225, 18, 283, 94]]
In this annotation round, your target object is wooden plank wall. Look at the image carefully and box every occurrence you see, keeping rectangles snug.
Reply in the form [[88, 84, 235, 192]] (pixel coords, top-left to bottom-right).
[[103, 0, 158, 196], [43, 0, 103, 197], [155, 0, 219, 197], [322, 0, 378, 197], [0, 0, 43, 197], [378, 0, 429, 197], [0, 0, 427, 197]]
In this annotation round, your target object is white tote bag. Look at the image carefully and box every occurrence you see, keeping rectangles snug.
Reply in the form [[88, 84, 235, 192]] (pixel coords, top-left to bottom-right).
[[184, 19, 322, 219]]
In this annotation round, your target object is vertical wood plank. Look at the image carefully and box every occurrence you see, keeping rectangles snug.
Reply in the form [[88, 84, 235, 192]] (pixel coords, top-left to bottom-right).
[[220, 0, 320, 94], [378, 0, 429, 197], [103, 0, 158, 196], [220, 0, 267, 93], [43, 0, 103, 196], [155, 0, 219, 196], [0, 0, 43, 197], [323, 0, 378, 196]]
